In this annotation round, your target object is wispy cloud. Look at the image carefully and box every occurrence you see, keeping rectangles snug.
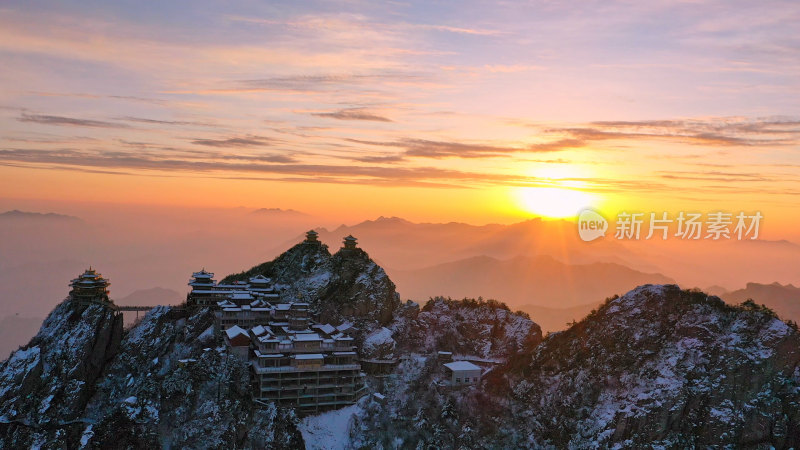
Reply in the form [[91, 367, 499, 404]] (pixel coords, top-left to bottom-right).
[[311, 108, 392, 122], [536, 117, 800, 147], [190, 136, 275, 147], [18, 113, 128, 129], [117, 116, 212, 127], [0, 147, 540, 186], [346, 137, 582, 158]]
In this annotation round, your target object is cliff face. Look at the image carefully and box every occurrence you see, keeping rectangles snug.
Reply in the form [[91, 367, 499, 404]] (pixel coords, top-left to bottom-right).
[[0, 303, 302, 449], [346, 285, 800, 449], [509, 284, 800, 448], [0, 300, 123, 446], [348, 298, 543, 449], [83, 306, 302, 448], [224, 242, 400, 326], [392, 297, 542, 360]]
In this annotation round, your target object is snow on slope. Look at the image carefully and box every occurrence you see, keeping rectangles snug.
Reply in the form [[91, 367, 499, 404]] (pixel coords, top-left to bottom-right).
[[299, 401, 364, 450]]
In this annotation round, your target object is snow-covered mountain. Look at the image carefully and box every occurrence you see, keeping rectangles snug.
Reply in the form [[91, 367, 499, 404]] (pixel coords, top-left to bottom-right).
[[223, 238, 400, 327], [348, 285, 800, 448], [506, 284, 800, 447], [0, 238, 401, 448], [3, 233, 799, 449]]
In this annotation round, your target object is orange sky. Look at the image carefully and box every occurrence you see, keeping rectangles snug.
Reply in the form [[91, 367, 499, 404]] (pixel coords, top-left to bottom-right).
[[1, 1, 799, 237]]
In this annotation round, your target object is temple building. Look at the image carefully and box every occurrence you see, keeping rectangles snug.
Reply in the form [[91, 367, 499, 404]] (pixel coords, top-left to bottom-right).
[[342, 235, 358, 250], [247, 302, 364, 415], [304, 229, 320, 244], [186, 269, 228, 307], [212, 297, 365, 415], [187, 270, 279, 307], [69, 267, 111, 302], [188, 232, 372, 414]]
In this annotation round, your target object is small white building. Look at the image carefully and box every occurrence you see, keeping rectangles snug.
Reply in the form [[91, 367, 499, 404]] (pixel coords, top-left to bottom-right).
[[443, 361, 482, 386]]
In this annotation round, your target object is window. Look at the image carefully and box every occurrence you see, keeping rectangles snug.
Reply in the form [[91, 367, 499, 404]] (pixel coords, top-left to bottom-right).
[[456, 378, 461, 383]]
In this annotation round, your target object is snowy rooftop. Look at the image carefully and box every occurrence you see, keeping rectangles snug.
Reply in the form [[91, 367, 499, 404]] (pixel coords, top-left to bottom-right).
[[294, 353, 324, 360], [313, 324, 336, 335], [444, 361, 481, 372], [292, 333, 321, 342], [225, 325, 249, 340]]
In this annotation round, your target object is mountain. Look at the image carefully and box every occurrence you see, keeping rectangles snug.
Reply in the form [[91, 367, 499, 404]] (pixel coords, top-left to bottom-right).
[[117, 287, 182, 306], [392, 297, 542, 360], [389, 254, 674, 308], [312, 216, 649, 271], [250, 208, 310, 218], [516, 301, 599, 333], [5, 227, 800, 448], [721, 282, 800, 324], [0, 300, 302, 448], [504, 284, 800, 447], [0, 300, 124, 445], [223, 238, 400, 326], [0, 236, 400, 448], [348, 285, 800, 448], [0, 210, 82, 222]]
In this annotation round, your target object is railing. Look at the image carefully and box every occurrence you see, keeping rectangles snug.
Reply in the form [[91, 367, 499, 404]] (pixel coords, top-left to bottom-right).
[[253, 363, 360, 374]]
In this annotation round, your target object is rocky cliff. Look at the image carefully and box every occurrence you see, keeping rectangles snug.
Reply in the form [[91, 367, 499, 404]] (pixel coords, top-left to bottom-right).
[[0, 238, 401, 448], [509, 284, 800, 448], [223, 240, 400, 326], [346, 285, 800, 449], [0, 302, 302, 448], [392, 296, 542, 360], [0, 300, 123, 446]]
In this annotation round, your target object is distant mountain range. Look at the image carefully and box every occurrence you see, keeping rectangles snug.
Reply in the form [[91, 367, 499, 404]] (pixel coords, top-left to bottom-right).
[[116, 287, 182, 306], [720, 282, 800, 324], [250, 208, 310, 218], [310, 216, 654, 271], [0, 209, 82, 222], [388, 254, 674, 310]]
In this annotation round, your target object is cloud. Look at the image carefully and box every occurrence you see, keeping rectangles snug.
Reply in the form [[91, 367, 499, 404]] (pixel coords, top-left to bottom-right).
[[345, 137, 582, 158], [17, 113, 128, 128], [541, 117, 800, 147], [311, 108, 392, 122], [348, 154, 405, 163], [0, 147, 547, 187], [187, 71, 436, 96], [191, 136, 275, 147], [117, 116, 212, 127]]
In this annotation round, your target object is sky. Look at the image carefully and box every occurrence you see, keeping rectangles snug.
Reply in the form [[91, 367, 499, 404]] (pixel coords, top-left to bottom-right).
[[1, 0, 799, 234]]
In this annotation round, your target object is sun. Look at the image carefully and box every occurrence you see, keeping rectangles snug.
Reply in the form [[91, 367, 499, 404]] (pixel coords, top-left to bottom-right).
[[517, 187, 596, 219]]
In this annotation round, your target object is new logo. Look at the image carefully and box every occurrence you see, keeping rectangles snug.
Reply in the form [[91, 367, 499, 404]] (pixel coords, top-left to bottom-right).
[[578, 209, 608, 242]]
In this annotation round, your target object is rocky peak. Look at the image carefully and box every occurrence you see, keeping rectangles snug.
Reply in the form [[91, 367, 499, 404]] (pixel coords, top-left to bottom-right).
[[224, 239, 400, 326], [509, 284, 800, 448], [0, 299, 123, 445]]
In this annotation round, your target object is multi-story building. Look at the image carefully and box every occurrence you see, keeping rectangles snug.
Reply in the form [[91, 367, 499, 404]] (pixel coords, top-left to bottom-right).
[[69, 267, 111, 303], [189, 232, 367, 415], [187, 271, 279, 307], [248, 308, 364, 415], [215, 299, 365, 415]]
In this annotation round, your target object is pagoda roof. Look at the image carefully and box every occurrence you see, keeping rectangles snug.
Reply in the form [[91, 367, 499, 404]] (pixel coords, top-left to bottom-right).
[[192, 269, 214, 278]]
